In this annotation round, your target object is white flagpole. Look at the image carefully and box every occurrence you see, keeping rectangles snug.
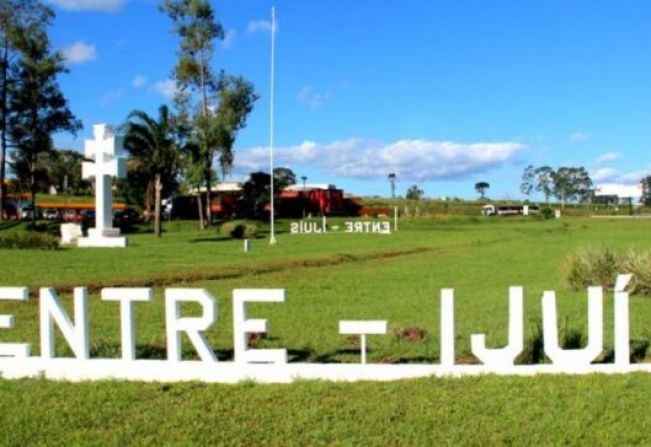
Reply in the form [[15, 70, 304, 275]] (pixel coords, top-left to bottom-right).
[[269, 6, 277, 245]]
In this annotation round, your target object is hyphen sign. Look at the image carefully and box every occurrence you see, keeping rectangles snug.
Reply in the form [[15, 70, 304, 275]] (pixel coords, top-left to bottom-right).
[[0, 274, 642, 384]]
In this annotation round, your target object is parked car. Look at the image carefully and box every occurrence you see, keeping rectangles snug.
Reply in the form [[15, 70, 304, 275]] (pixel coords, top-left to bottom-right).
[[43, 209, 60, 220], [62, 209, 83, 223], [20, 206, 42, 220]]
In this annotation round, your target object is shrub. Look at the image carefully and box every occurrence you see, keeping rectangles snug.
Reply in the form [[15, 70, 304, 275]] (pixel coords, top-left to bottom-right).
[[562, 246, 618, 290], [540, 207, 554, 219], [219, 221, 258, 239], [621, 250, 651, 296], [0, 232, 60, 250]]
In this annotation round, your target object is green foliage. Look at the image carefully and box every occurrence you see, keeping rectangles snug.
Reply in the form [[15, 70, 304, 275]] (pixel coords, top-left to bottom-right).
[[219, 220, 257, 239], [540, 207, 554, 219], [0, 231, 59, 250], [8, 12, 81, 226], [562, 247, 651, 295], [562, 246, 618, 290], [405, 184, 424, 200], [123, 105, 182, 236], [641, 175, 651, 206], [162, 1, 257, 226], [552, 166, 593, 206], [621, 250, 651, 296], [474, 181, 489, 199], [520, 164, 535, 197], [242, 167, 296, 214]]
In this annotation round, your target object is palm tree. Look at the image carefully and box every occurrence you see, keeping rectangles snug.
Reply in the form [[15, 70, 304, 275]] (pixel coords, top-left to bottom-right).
[[123, 105, 179, 237]]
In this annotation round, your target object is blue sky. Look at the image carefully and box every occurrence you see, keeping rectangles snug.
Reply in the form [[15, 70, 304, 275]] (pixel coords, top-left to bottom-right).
[[47, 0, 651, 199]]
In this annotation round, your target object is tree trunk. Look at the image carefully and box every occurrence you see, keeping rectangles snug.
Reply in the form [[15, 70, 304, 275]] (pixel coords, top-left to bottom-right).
[[196, 188, 205, 230], [30, 176, 36, 230], [0, 37, 8, 221], [143, 179, 154, 222], [204, 165, 212, 226], [154, 173, 161, 238]]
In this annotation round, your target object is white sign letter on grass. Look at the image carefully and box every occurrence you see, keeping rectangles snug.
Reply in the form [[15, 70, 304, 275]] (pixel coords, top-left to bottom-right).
[[165, 289, 217, 362], [39, 287, 89, 359], [102, 288, 153, 360], [0, 287, 29, 357], [233, 289, 287, 364], [614, 274, 633, 367], [440, 288, 455, 367], [339, 320, 387, 364], [78, 123, 127, 248], [471, 286, 524, 367], [543, 287, 603, 368]]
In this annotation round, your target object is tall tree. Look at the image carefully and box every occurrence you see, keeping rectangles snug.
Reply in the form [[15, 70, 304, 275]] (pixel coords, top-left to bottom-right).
[[162, 0, 257, 228], [212, 74, 257, 179], [552, 166, 592, 208], [9, 24, 80, 227], [534, 166, 555, 203], [641, 176, 651, 207], [474, 181, 490, 199], [0, 0, 53, 219], [40, 149, 91, 195], [406, 185, 424, 200], [123, 105, 181, 237], [242, 167, 296, 217], [520, 165, 535, 198], [161, 0, 221, 228]]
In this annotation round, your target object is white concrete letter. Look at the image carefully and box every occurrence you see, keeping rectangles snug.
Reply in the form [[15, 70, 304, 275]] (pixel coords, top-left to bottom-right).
[[471, 286, 524, 368], [614, 274, 633, 367], [165, 288, 217, 362], [0, 287, 30, 357], [233, 289, 287, 364], [339, 320, 387, 364], [39, 287, 89, 359], [102, 288, 153, 360], [542, 287, 603, 368], [440, 288, 455, 367]]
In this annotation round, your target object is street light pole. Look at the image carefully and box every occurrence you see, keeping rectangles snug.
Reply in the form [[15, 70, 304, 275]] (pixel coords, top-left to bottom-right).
[[269, 6, 277, 245], [388, 173, 396, 199]]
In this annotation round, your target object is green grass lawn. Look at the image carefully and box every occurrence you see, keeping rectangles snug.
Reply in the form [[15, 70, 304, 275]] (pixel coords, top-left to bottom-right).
[[1, 215, 651, 443]]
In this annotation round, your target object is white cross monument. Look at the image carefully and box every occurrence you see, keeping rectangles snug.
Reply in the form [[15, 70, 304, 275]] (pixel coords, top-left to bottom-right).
[[77, 124, 127, 248]]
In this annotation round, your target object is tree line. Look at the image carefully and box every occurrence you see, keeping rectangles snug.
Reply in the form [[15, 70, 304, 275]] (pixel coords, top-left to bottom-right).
[[520, 165, 593, 208], [0, 0, 259, 237]]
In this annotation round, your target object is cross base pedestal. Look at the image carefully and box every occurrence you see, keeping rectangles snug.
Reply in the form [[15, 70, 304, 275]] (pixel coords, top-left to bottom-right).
[[78, 228, 127, 248]]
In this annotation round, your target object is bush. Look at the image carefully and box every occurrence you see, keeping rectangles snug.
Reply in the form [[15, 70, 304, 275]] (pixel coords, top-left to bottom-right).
[[540, 207, 554, 219], [0, 232, 60, 250], [219, 221, 258, 239], [563, 246, 651, 295], [621, 250, 651, 296], [562, 246, 618, 290]]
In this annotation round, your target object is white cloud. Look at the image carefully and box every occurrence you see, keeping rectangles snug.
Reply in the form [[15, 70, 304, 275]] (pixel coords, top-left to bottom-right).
[[153, 80, 177, 100], [61, 41, 96, 64], [247, 20, 273, 34], [595, 151, 622, 164], [48, 0, 124, 12], [569, 131, 589, 142], [297, 86, 332, 110], [132, 75, 148, 88], [99, 89, 123, 107], [234, 138, 526, 182], [592, 167, 651, 184], [222, 29, 236, 49]]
